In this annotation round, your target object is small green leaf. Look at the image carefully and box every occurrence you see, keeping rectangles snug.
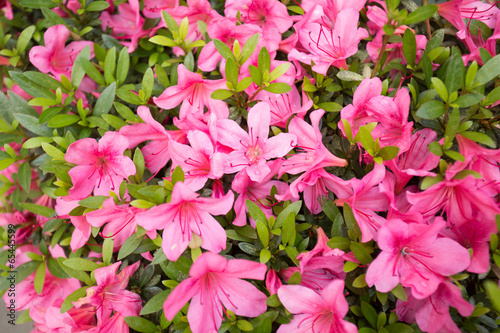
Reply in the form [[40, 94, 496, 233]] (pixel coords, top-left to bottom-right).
[[17, 26, 36, 54], [402, 29, 416, 68], [353, 274, 368, 288], [343, 203, 361, 239], [20, 203, 55, 217], [19, 0, 56, 9], [62, 258, 100, 271], [72, 46, 91, 88], [34, 261, 46, 295], [134, 148, 145, 182], [104, 47, 116, 85], [94, 82, 116, 116], [114, 102, 137, 121], [268, 63, 291, 82], [171, 165, 184, 184], [444, 150, 465, 162], [42, 142, 65, 161], [246, 200, 268, 226], [47, 114, 80, 128], [213, 39, 235, 61], [78, 196, 108, 209], [282, 212, 296, 246], [118, 232, 143, 260], [249, 65, 262, 86], [263, 83, 292, 94], [474, 54, 500, 86], [18, 161, 31, 193], [259, 248, 272, 264], [141, 289, 171, 315], [404, 4, 438, 25], [124, 316, 158, 333], [378, 146, 400, 161], [431, 77, 448, 102], [236, 77, 253, 92], [336, 70, 363, 82], [240, 33, 259, 65], [237, 320, 253, 332], [385, 324, 414, 333], [211, 89, 233, 100], [116, 48, 130, 86], [361, 301, 378, 328], [142, 68, 154, 100], [459, 131, 496, 148], [86, 1, 110, 11], [391, 284, 408, 302], [327, 237, 351, 250], [274, 201, 302, 229], [350, 242, 372, 265], [258, 47, 271, 73], [225, 57, 239, 87], [416, 100, 446, 119], [149, 35, 176, 47]]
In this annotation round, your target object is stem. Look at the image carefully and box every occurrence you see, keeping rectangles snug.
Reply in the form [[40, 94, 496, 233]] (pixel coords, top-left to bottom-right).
[[245, 85, 265, 107], [371, 34, 390, 78], [423, 0, 432, 40]]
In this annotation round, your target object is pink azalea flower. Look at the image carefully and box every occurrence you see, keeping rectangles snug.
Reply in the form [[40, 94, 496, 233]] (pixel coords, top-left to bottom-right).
[[396, 281, 474, 333], [29, 25, 94, 80], [277, 280, 358, 333], [55, 196, 92, 251], [85, 198, 149, 248], [231, 159, 289, 227], [65, 131, 136, 200], [136, 182, 234, 261], [119, 106, 185, 175], [365, 218, 471, 299], [333, 163, 389, 243], [153, 64, 229, 120], [100, 0, 151, 52], [169, 130, 224, 191], [31, 299, 96, 333], [217, 102, 297, 182], [281, 109, 347, 176], [74, 261, 142, 321], [143, 0, 178, 18], [163, 252, 267, 333], [300, 0, 366, 27], [224, 0, 293, 36], [385, 128, 440, 194], [289, 8, 368, 73]]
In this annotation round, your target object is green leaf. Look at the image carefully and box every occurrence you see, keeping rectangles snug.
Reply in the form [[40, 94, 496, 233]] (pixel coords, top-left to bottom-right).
[[141, 289, 171, 315], [268, 63, 291, 82], [62, 258, 100, 271], [258, 47, 271, 73], [41, 6, 65, 24], [484, 280, 500, 313], [114, 102, 137, 121], [240, 33, 259, 65], [60, 287, 89, 313], [102, 237, 114, 266], [102, 114, 127, 130], [46, 257, 69, 279], [274, 201, 302, 229], [80, 57, 105, 86], [459, 131, 496, 148], [225, 57, 239, 87], [249, 65, 262, 86], [454, 93, 484, 108], [94, 82, 116, 116], [263, 83, 292, 94], [104, 47, 116, 85], [431, 77, 448, 102], [428, 141, 443, 156], [72, 46, 91, 88], [282, 212, 296, 246], [361, 301, 378, 328], [378, 146, 400, 161], [350, 242, 372, 265], [124, 316, 158, 333], [17, 161, 31, 193], [336, 70, 363, 82], [48, 114, 80, 128], [353, 274, 368, 288], [9, 72, 56, 99], [171, 165, 184, 184], [211, 89, 233, 100], [474, 54, 500, 86], [259, 248, 272, 264], [391, 284, 408, 301], [327, 237, 351, 250], [256, 221, 270, 248], [483, 86, 500, 106], [343, 203, 361, 240], [41, 142, 65, 161], [23, 137, 53, 149], [444, 150, 465, 162], [386, 0, 400, 11], [116, 48, 130, 86], [416, 100, 446, 119], [402, 29, 416, 68], [237, 320, 254, 332], [246, 200, 268, 226], [14, 114, 53, 136], [317, 102, 343, 112], [385, 323, 414, 333], [404, 4, 437, 24], [20, 203, 55, 217], [118, 232, 143, 260], [86, 1, 109, 11], [78, 195, 108, 209], [444, 107, 460, 146], [213, 39, 235, 61], [19, 0, 56, 8], [142, 68, 154, 100], [34, 261, 46, 295], [13, 261, 40, 285], [116, 89, 143, 105], [445, 52, 465, 94], [17, 26, 36, 54], [149, 35, 176, 47], [133, 148, 145, 182]]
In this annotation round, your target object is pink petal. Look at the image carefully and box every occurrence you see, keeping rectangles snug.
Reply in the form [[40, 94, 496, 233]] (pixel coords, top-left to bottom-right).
[[66, 138, 98, 165], [163, 277, 200, 320], [216, 275, 268, 317], [278, 284, 323, 314]]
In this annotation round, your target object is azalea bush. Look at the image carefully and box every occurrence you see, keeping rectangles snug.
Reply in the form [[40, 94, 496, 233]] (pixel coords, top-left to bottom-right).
[[1, 0, 500, 332]]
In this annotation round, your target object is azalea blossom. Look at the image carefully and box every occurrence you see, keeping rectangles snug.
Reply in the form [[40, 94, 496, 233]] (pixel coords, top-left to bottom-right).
[[163, 252, 267, 333], [65, 131, 136, 200], [365, 218, 471, 299], [277, 280, 358, 333], [136, 181, 234, 261], [217, 102, 297, 182]]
